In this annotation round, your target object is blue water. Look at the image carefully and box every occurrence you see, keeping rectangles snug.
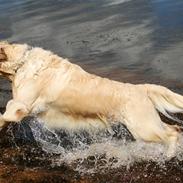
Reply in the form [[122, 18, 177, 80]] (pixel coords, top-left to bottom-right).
[[0, 0, 183, 87]]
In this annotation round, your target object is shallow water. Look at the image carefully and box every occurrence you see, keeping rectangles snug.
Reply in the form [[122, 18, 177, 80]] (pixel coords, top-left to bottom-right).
[[0, 0, 183, 182]]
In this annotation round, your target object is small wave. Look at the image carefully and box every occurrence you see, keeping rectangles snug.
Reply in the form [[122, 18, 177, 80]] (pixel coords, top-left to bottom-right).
[[105, 0, 132, 6]]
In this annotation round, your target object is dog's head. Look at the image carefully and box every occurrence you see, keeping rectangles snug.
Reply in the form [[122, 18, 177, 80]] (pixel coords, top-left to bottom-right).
[[0, 41, 30, 79]]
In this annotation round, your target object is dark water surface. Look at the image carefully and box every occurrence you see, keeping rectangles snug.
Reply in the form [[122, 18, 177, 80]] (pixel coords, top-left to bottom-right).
[[0, 0, 183, 86], [0, 0, 183, 182]]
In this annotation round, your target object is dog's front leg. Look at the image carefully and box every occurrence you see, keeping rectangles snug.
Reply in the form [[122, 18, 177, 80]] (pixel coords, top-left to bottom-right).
[[0, 99, 29, 128], [0, 80, 40, 128], [0, 78, 42, 128]]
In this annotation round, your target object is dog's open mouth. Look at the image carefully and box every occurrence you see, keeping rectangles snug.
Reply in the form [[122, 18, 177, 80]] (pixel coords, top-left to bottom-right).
[[0, 70, 14, 80]]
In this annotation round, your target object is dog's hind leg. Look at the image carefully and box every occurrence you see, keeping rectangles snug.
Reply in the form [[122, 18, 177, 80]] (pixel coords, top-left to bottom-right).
[[162, 124, 180, 157], [123, 97, 180, 157]]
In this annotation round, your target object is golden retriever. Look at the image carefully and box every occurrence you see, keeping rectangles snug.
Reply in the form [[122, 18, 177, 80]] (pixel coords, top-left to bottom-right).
[[0, 41, 183, 157]]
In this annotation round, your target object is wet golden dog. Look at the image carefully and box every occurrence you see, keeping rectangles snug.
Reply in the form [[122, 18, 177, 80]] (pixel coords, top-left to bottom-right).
[[0, 41, 183, 157]]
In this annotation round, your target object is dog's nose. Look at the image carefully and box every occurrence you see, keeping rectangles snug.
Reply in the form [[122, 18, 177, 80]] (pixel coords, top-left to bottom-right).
[[0, 48, 7, 62]]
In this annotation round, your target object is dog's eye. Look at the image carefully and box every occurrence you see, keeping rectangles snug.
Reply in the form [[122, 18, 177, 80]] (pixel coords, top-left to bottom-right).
[[0, 48, 4, 53], [0, 48, 7, 61]]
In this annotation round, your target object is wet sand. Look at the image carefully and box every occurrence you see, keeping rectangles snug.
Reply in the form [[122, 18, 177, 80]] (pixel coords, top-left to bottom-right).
[[0, 0, 183, 182]]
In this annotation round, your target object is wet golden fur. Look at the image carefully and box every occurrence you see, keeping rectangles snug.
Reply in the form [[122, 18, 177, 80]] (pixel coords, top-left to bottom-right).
[[0, 41, 183, 157]]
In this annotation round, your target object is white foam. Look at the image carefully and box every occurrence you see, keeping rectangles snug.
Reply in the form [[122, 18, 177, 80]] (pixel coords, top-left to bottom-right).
[[29, 118, 183, 174]]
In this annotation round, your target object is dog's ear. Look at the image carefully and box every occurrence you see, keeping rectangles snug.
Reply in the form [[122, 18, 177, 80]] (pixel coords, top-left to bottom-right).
[[0, 48, 7, 62]]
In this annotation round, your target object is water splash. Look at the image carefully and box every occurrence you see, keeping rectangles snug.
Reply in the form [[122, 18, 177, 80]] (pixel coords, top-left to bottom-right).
[[29, 118, 183, 174]]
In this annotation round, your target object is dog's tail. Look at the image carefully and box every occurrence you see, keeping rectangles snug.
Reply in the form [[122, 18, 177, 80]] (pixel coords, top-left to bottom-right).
[[145, 84, 183, 123]]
